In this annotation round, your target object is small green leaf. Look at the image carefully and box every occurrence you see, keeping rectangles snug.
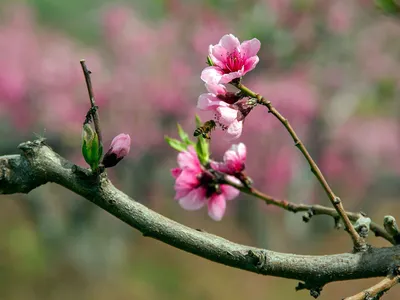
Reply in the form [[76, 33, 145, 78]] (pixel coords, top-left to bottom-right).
[[375, 0, 400, 15], [177, 124, 193, 146], [206, 55, 214, 66], [195, 115, 202, 128], [165, 136, 187, 152], [195, 135, 210, 165]]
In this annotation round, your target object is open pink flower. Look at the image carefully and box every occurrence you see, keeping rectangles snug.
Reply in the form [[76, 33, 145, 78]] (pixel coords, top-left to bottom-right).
[[197, 90, 256, 140], [198, 93, 243, 140], [203, 34, 261, 84], [171, 146, 240, 221], [211, 143, 246, 175]]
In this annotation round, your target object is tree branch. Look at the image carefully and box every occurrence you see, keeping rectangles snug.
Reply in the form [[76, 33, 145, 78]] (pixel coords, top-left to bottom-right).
[[222, 177, 394, 245], [344, 274, 400, 300], [234, 82, 366, 251], [80, 59, 102, 144], [1, 140, 400, 294]]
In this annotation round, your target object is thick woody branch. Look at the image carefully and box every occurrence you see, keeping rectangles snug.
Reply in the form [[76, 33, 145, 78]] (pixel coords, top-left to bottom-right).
[[1, 140, 400, 293]]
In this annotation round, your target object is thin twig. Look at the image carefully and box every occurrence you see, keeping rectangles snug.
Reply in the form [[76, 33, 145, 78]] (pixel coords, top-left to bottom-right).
[[222, 177, 394, 245], [234, 82, 366, 251], [344, 274, 400, 300], [80, 59, 102, 145]]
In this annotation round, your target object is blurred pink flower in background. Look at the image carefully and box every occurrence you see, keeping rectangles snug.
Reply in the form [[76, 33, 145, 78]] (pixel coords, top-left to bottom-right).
[[247, 70, 318, 129], [171, 146, 239, 221], [327, 1, 353, 34], [263, 146, 294, 197], [205, 34, 260, 84], [330, 118, 400, 171], [211, 143, 246, 175]]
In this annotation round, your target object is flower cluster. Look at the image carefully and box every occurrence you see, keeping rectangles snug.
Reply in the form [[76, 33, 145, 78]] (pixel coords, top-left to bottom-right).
[[197, 34, 261, 140], [171, 143, 247, 221], [169, 34, 258, 221]]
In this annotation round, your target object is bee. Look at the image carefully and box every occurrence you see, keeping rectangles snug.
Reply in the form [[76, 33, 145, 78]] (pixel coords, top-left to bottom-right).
[[193, 120, 216, 139]]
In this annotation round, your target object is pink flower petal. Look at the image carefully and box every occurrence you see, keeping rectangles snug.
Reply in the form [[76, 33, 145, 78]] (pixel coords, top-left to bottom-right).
[[225, 120, 243, 140], [177, 146, 201, 170], [236, 143, 246, 160], [209, 45, 227, 68], [210, 160, 229, 173], [243, 56, 259, 74], [197, 93, 228, 110], [175, 188, 192, 200], [216, 106, 238, 125], [179, 188, 206, 210], [207, 194, 227, 221], [171, 168, 182, 179], [205, 82, 227, 95], [219, 34, 240, 53], [201, 66, 224, 85], [220, 70, 244, 84], [225, 175, 242, 186], [174, 169, 200, 199], [220, 184, 240, 201], [240, 38, 261, 58]]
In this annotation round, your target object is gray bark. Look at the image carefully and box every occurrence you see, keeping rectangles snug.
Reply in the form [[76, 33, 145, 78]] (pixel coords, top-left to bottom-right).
[[1, 139, 399, 292]]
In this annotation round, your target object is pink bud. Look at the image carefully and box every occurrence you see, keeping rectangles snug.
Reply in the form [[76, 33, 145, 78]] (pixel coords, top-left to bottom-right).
[[102, 133, 131, 168], [211, 143, 247, 175]]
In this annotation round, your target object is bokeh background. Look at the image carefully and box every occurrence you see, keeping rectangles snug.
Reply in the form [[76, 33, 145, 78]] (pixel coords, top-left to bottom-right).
[[1, 0, 400, 299]]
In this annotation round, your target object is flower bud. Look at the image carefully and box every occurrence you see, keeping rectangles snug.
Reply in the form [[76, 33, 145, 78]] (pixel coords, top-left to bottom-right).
[[102, 133, 131, 168], [82, 124, 103, 171], [210, 143, 246, 175]]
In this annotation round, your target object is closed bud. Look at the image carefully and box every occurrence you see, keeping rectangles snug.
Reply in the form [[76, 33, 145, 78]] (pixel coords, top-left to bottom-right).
[[82, 124, 103, 171], [102, 133, 131, 168]]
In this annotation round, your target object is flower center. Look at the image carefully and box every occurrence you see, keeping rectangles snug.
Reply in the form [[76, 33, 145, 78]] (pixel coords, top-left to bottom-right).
[[225, 49, 243, 72], [197, 172, 221, 198]]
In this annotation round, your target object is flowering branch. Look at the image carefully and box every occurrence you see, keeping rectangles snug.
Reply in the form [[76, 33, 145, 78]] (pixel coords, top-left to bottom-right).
[[222, 176, 395, 245], [1, 139, 400, 299], [344, 272, 400, 300], [233, 82, 366, 251]]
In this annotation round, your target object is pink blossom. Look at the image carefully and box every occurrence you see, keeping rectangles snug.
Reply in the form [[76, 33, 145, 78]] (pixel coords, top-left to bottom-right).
[[171, 146, 240, 221], [203, 34, 260, 84], [211, 143, 246, 174], [197, 93, 243, 140], [197, 90, 257, 140], [102, 133, 131, 168], [201, 67, 226, 95]]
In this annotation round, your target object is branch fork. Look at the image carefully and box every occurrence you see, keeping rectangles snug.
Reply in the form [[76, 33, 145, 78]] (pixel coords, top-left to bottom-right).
[[233, 82, 367, 252]]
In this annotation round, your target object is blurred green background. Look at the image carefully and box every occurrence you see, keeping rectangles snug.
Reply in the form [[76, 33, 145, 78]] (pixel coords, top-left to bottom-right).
[[1, 0, 400, 299]]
